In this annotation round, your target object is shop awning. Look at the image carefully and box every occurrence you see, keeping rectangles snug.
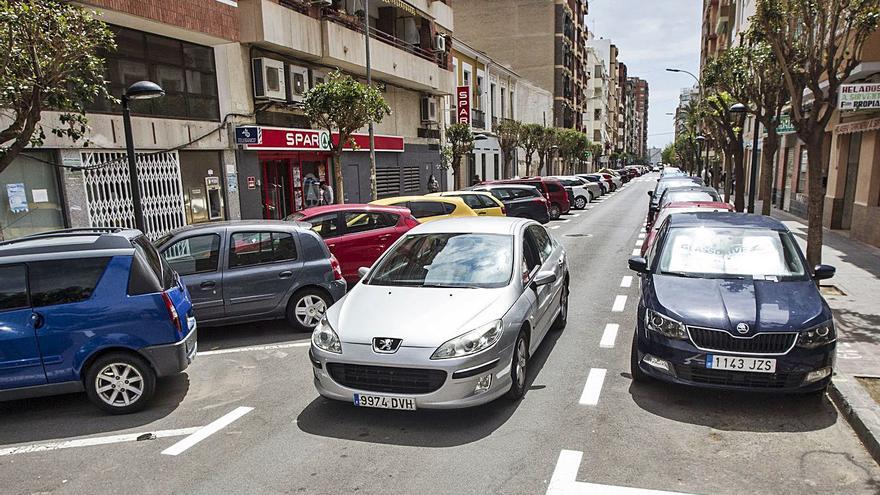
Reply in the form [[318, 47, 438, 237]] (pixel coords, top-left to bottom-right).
[[835, 117, 880, 135], [241, 126, 404, 152]]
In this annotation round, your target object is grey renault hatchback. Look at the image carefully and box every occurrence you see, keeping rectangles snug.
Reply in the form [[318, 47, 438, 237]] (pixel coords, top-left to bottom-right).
[[156, 221, 346, 332]]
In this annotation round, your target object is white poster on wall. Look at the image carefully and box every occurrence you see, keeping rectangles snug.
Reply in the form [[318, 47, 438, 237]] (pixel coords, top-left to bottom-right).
[[6, 183, 28, 213], [32, 189, 49, 203]]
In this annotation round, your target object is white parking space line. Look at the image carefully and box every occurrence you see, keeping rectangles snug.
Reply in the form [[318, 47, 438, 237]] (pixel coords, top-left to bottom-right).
[[161, 406, 253, 456], [599, 324, 619, 348], [612, 295, 627, 312], [578, 368, 607, 406], [199, 342, 309, 356], [572, 214, 581, 217], [638, 233, 646, 239], [635, 240, 642, 246], [631, 249, 641, 256], [0, 427, 201, 456], [547, 449, 699, 495], [620, 276, 632, 288], [550, 225, 561, 230]]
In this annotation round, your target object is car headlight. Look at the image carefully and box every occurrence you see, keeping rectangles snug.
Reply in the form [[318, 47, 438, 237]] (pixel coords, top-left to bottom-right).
[[796, 320, 836, 349], [645, 309, 688, 339], [312, 317, 342, 354], [431, 320, 503, 359]]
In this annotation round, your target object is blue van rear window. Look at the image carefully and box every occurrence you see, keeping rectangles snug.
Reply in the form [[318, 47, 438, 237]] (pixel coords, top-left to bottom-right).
[[29, 257, 110, 307]]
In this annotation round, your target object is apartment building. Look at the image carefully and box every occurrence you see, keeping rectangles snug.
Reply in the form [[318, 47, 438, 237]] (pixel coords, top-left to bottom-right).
[[0, 0, 242, 241], [586, 38, 619, 158], [630, 77, 649, 158], [449, 0, 590, 130], [584, 45, 610, 165]]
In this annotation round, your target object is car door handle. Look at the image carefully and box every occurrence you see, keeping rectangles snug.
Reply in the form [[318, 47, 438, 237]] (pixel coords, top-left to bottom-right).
[[30, 312, 44, 330], [200, 281, 216, 290], [327, 243, 336, 250], [478, 211, 488, 215], [279, 270, 293, 279]]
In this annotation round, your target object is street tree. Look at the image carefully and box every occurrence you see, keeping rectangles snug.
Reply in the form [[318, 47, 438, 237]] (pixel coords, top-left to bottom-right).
[[494, 119, 521, 179], [304, 70, 390, 203], [661, 142, 676, 166], [0, 0, 115, 174], [445, 123, 474, 189], [536, 126, 558, 176], [519, 123, 543, 176], [754, 0, 880, 265]]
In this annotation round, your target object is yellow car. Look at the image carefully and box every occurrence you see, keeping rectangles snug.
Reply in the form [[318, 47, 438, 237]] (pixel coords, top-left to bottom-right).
[[427, 191, 506, 217], [370, 195, 478, 223]]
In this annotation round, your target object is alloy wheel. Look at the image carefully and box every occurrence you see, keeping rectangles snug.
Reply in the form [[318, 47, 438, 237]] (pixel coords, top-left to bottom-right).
[[95, 363, 144, 408], [575, 197, 587, 209], [515, 338, 527, 389], [295, 294, 327, 328]]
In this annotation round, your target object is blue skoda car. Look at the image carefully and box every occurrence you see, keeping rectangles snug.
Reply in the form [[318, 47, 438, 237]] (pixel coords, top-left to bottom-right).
[[628, 213, 836, 393], [0, 228, 197, 413]]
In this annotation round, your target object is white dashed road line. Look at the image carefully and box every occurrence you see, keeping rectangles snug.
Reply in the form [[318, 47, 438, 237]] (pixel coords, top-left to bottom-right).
[[631, 249, 641, 256], [599, 324, 619, 349], [0, 428, 201, 456], [161, 406, 254, 456], [578, 368, 607, 406], [199, 342, 310, 356], [620, 276, 632, 288], [612, 295, 627, 312], [547, 450, 699, 495]]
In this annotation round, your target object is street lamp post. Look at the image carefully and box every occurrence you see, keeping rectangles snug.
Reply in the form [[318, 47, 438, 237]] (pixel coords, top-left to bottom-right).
[[363, 0, 378, 200], [122, 80, 164, 233], [695, 135, 706, 178]]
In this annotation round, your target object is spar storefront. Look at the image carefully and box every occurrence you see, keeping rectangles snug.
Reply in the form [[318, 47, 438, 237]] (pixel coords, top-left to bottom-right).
[[236, 126, 404, 219]]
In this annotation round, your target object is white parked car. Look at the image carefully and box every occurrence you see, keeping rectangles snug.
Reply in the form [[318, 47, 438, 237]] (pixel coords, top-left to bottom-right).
[[550, 176, 601, 209]]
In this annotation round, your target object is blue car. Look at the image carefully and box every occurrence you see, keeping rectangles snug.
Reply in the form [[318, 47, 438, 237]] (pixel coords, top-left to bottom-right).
[[628, 213, 836, 393], [0, 228, 197, 413]]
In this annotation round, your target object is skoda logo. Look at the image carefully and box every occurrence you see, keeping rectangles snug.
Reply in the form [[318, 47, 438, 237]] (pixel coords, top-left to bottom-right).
[[736, 323, 750, 335], [372, 337, 402, 354]]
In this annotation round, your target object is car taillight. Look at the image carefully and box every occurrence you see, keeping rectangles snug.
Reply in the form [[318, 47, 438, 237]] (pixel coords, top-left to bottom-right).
[[330, 255, 344, 281], [161, 291, 183, 338]]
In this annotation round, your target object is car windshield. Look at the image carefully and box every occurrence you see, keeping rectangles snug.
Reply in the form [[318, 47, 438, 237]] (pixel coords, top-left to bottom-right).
[[366, 233, 513, 289], [653, 181, 696, 201], [663, 190, 719, 204], [657, 227, 807, 281]]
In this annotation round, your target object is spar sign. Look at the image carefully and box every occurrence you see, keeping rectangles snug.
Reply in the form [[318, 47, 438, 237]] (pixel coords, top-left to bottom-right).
[[456, 85, 471, 125], [839, 83, 880, 111], [244, 126, 405, 152]]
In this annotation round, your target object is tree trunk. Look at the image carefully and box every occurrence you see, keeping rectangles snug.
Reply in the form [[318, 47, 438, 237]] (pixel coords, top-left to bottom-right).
[[733, 144, 745, 212], [451, 154, 462, 190], [805, 136, 827, 267], [537, 153, 545, 176], [723, 151, 733, 203], [332, 153, 345, 204], [525, 154, 532, 177], [760, 131, 779, 216]]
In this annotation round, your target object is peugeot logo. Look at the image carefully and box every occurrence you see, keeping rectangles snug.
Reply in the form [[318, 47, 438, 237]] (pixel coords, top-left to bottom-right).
[[736, 323, 750, 335], [372, 337, 402, 354]]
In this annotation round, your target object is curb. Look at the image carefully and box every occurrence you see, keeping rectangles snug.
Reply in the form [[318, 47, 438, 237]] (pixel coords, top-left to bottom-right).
[[829, 374, 880, 465]]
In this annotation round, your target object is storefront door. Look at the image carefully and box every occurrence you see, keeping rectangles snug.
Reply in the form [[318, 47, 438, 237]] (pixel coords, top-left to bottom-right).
[[842, 133, 862, 230], [260, 153, 330, 218], [262, 159, 292, 220]]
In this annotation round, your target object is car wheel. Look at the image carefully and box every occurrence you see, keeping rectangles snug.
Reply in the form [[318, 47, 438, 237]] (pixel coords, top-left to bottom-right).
[[574, 196, 587, 209], [286, 288, 330, 332], [630, 331, 649, 383], [507, 330, 529, 400], [548, 204, 562, 220], [85, 352, 156, 414], [551, 282, 569, 331], [587, 191, 594, 203]]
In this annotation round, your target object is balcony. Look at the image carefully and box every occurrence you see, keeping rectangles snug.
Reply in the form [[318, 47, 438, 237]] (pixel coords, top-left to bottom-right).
[[472, 109, 486, 130]]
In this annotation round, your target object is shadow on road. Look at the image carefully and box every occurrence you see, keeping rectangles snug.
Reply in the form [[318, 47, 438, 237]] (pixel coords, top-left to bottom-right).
[[296, 327, 563, 448], [627, 378, 838, 433], [197, 319, 309, 352], [0, 374, 190, 445]]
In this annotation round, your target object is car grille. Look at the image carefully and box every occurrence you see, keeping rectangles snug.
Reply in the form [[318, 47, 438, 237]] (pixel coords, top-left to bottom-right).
[[674, 365, 804, 389], [326, 363, 447, 394], [688, 327, 796, 355]]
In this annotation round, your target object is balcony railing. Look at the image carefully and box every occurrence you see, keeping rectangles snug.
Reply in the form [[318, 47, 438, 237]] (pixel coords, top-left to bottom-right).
[[472, 109, 486, 130], [322, 9, 442, 67]]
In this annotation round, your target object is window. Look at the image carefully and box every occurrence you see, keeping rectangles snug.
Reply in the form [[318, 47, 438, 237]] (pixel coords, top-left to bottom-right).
[[162, 234, 221, 276], [88, 25, 219, 120], [511, 188, 539, 199], [129, 236, 175, 294], [509, 90, 515, 119], [407, 201, 448, 218], [0, 264, 28, 311], [29, 258, 110, 307], [494, 155, 499, 179], [344, 212, 398, 234], [481, 154, 487, 180], [459, 194, 484, 209], [527, 225, 553, 262], [546, 182, 564, 193], [489, 188, 512, 200], [501, 88, 506, 118], [307, 213, 341, 238], [477, 194, 500, 209], [229, 232, 297, 268], [797, 148, 808, 193]]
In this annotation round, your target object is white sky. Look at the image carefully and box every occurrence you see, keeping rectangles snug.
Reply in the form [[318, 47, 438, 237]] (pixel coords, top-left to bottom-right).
[[587, 0, 702, 149]]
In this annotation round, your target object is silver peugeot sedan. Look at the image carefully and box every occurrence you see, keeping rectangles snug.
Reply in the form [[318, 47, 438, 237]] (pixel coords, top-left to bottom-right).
[[309, 216, 569, 410]]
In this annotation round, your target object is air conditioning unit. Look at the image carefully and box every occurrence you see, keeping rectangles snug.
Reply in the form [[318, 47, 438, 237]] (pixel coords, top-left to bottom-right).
[[288, 64, 310, 102], [311, 69, 328, 88], [434, 34, 447, 52], [252, 58, 286, 101], [420, 95, 437, 123]]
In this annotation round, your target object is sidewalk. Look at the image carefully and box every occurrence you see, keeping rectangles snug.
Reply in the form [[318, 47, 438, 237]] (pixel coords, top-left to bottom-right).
[[769, 206, 880, 463]]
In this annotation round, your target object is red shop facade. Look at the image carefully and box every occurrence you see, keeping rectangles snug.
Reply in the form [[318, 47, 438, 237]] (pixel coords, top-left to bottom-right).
[[243, 126, 404, 219]]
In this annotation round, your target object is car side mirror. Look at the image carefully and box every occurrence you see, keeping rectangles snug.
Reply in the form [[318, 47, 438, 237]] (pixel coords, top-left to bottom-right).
[[628, 256, 649, 273], [357, 266, 370, 279], [647, 191, 653, 197], [533, 270, 557, 287], [813, 264, 835, 281]]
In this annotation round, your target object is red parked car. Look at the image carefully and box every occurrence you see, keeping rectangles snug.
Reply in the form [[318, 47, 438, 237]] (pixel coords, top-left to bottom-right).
[[483, 177, 571, 219], [287, 204, 418, 285], [640, 201, 735, 256]]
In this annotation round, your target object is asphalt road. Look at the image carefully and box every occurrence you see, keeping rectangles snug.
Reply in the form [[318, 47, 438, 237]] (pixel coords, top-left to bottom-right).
[[2, 175, 879, 495]]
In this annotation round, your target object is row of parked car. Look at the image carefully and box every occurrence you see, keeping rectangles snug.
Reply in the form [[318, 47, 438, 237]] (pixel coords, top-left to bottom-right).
[[0, 168, 645, 413], [628, 166, 838, 395]]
